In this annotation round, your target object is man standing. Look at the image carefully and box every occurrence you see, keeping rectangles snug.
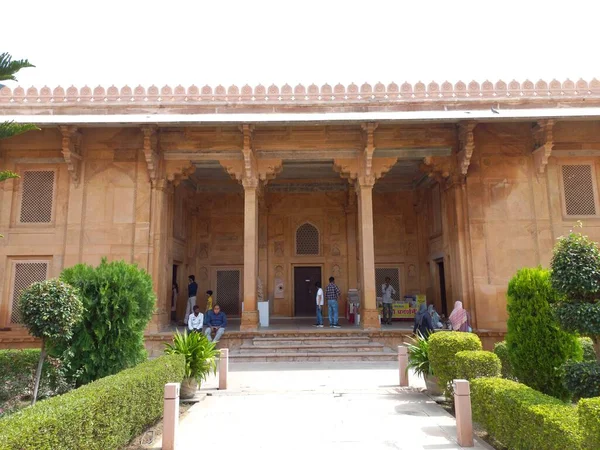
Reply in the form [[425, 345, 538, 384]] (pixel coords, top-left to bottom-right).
[[204, 304, 227, 343], [381, 277, 396, 325], [326, 276, 341, 328], [313, 281, 324, 328], [188, 305, 204, 333], [184, 275, 198, 326]]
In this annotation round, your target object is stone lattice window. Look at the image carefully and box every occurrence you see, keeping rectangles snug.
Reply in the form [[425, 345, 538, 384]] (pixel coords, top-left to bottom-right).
[[19, 170, 55, 223], [216, 269, 240, 316], [561, 164, 598, 216], [296, 223, 319, 255], [375, 267, 400, 302], [10, 261, 49, 323]]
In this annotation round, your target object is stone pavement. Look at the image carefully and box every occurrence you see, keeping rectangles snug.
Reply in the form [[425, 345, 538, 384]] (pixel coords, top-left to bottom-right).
[[156, 362, 493, 450]]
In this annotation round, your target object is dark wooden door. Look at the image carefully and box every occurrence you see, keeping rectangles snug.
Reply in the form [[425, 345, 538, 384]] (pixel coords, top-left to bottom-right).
[[294, 267, 322, 317]]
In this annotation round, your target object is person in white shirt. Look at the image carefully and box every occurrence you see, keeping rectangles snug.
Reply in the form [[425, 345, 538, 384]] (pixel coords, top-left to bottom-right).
[[381, 277, 396, 325], [313, 281, 324, 328], [188, 305, 204, 333]]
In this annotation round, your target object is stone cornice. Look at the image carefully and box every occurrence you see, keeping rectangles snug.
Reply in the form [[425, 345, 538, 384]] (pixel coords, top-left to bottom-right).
[[2, 78, 599, 109]]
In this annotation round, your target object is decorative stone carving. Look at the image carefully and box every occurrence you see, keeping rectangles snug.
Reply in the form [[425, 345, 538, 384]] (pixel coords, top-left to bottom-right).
[[274, 265, 284, 278], [198, 267, 208, 280], [333, 122, 397, 188], [257, 277, 264, 302], [420, 155, 455, 183], [59, 126, 82, 186], [332, 264, 341, 277], [532, 119, 555, 174], [141, 126, 159, 183], [165, 160, 195, 186], [457, 122, 476, 176], [331, 243, 341, 256], [274, 241, 284, 257], [408, 264, 416, 278], [198, 243, 209, 259], [197, 220, 209, 236]]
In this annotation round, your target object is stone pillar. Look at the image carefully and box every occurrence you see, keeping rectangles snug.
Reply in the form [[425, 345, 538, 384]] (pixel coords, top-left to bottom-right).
[[346, 191, 358, 290], [356, 179, 380, 330], [241, 178, 260, 331], [148, 179, 171, 331]]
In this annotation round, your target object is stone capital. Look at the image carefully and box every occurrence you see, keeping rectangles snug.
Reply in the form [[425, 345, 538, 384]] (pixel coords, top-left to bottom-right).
[[59, 125, 82, 186]]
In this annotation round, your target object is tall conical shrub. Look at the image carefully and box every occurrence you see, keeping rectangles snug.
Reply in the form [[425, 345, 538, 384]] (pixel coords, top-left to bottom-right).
[[506, 267, 582, 400]]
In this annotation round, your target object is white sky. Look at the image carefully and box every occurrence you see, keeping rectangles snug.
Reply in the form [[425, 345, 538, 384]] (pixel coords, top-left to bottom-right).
[[2, 0, 599, 89]]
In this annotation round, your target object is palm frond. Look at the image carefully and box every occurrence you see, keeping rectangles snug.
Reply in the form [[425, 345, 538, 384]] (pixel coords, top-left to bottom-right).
[[0, 170, 19, 182], [0, 121, 39, 140], [0, 52, 35, 81], [164, 329, 219, 382]]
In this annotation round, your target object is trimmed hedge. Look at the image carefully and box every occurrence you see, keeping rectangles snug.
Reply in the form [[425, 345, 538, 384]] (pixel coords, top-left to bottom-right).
[[579, 337, 597, 362], [563, 360, 600, 400], [0, 350, 71, 413], [471, 377, 582, 450], [578, 397, 600, 449], [428, 331, 482, 395], [455, 350, 501, 381], [0, 354, 185, 450], [493, 341, 514, 380]]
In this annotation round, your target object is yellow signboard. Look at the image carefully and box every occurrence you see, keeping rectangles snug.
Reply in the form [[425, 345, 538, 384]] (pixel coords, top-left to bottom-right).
[[378, 295, 426, 320]]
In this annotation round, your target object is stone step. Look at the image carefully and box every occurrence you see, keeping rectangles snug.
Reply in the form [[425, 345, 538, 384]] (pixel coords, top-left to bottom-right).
[[239, 343, 386, 354], [252, 336, 371, 346], [229, 351, 398, 363]]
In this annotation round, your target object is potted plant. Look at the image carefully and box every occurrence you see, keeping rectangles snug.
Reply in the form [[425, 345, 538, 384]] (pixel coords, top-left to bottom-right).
[[164, 330, 218, 399], [406, 332, 442, 396]]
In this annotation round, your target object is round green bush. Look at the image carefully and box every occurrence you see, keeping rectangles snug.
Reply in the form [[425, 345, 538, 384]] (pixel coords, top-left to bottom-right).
[[455, 350, 501, 381], [579, 397, 600, 449], [562, 360, 600, 399], [56, 258, 155, 385], [19, 279, 83, 342], [493, 341, 514, 379], [428, 331, 482, 395], [506, 267, 582, 401], [579, 337, 597, 362], [550, 229, 600, 302]]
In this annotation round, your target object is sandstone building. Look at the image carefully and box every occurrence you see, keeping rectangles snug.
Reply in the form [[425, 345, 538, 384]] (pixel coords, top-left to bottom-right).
[[1, 79, 599, 347]]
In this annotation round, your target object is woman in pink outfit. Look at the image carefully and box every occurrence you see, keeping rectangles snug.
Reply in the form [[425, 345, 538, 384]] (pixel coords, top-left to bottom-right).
[[449, 301, 471, 332]]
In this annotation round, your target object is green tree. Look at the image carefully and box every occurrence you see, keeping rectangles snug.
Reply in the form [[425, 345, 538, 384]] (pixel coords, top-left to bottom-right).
[[0, 52, 38, 142], [550, 225, 600, 362], [506, 267, 582, 400], [56, 258, 156, 385], [19, 279, 83, 404]]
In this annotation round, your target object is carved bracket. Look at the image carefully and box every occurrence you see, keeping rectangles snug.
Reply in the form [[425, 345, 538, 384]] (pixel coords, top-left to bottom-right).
[[457, 122, 476, 176], [334, 122, 396, 188], [532, 119, 554, 174], [142, 126, 160, 183], [420, 155, 455, 184], [165, 160, 195, 186], [220, 124, 282, 190], [59, 125, 82, 187]]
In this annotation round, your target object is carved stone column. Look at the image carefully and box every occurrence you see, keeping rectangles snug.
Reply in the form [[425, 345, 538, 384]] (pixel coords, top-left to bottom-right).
[[356, 177, 379, 329], [334, 122, 397, 331], [345, 190, 358, 290], [148, 178, 171, 331], [241, 177, 260, 331], [219, 125, 282, 331]]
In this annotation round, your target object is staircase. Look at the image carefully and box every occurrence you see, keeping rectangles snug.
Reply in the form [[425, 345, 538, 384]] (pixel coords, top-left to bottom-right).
[[229, 335, 397, 362]]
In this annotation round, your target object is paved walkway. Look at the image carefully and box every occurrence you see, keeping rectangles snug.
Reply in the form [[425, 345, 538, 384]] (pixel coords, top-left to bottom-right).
[[156, 362, 493, 450]]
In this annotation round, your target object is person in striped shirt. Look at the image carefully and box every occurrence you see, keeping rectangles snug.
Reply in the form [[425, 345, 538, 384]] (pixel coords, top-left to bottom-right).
[[326, 276, 341, 328]]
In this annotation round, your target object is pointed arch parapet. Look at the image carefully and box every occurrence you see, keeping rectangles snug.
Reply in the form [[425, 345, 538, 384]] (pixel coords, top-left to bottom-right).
[[3, 78, 599, 106]]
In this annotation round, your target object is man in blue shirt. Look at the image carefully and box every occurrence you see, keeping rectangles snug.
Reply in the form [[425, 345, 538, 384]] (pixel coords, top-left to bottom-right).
[[204, 304, 227, 343], [184, 275, 198, 326]]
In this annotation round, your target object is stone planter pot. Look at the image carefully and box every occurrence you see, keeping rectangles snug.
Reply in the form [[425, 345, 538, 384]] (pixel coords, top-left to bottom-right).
[[424, 374, 442, 396], [180, 377, 199, 399]]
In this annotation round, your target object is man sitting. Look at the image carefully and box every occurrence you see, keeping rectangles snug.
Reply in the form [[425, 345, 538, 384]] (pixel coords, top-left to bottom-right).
[[188, 305, 204, 333], [204, 304, 227, 343]]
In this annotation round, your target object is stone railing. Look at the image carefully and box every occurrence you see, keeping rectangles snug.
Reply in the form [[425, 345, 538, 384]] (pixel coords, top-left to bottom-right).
[[1, 79, 599, 105]]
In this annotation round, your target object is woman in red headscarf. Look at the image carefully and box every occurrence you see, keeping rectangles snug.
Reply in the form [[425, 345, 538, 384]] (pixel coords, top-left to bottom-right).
[[449, 301, 471, 332]]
